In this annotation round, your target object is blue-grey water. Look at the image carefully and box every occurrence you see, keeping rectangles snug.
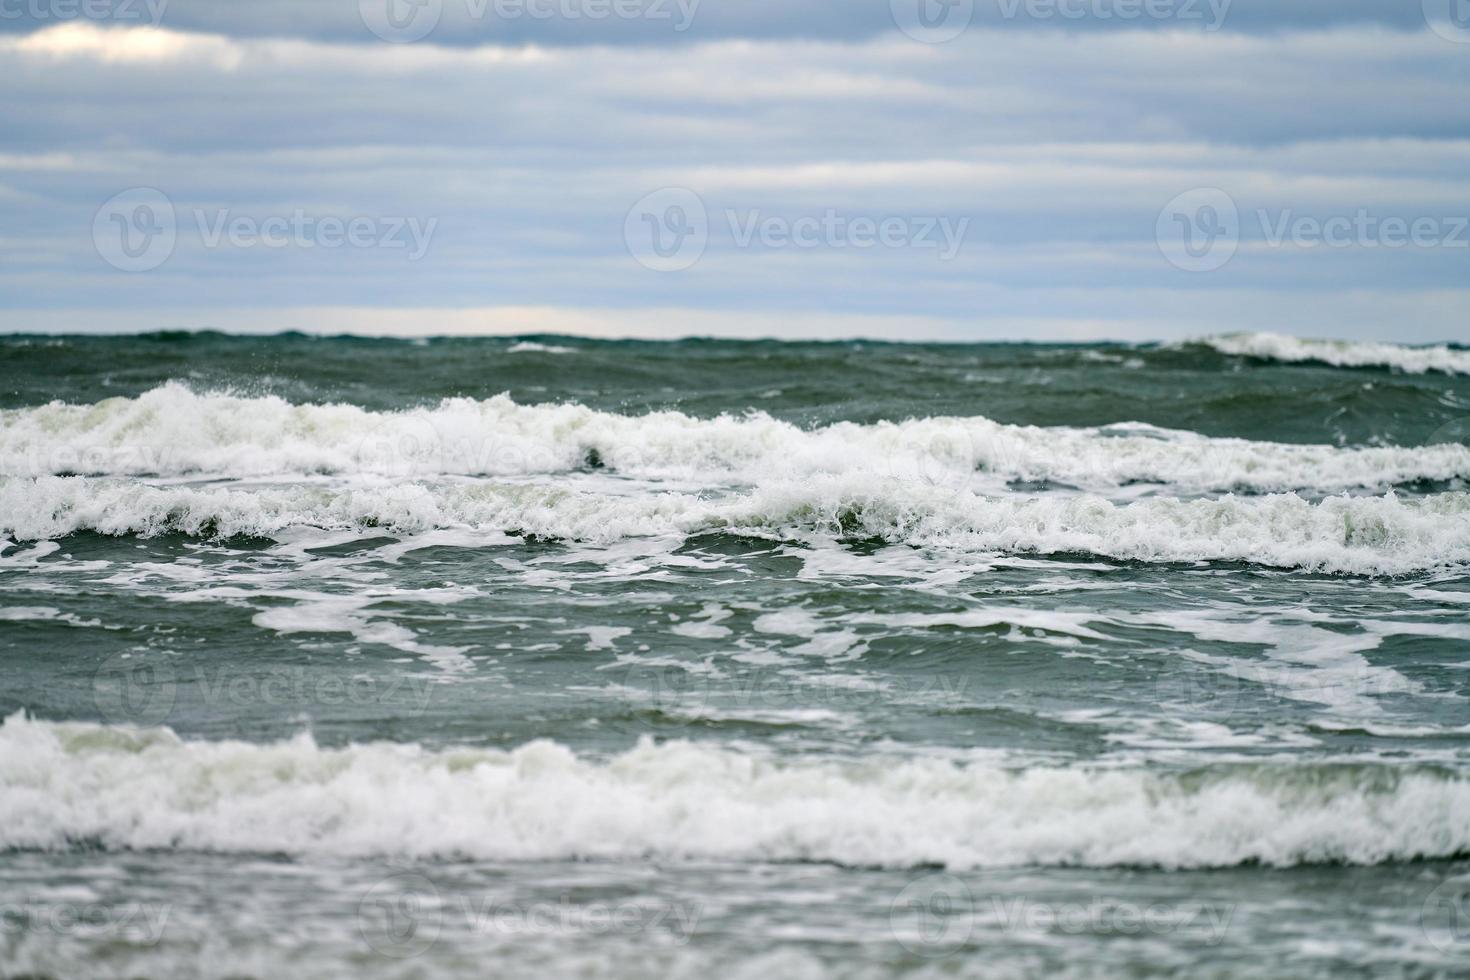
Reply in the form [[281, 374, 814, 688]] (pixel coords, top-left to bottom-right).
[[1, 331, 1469, 978]]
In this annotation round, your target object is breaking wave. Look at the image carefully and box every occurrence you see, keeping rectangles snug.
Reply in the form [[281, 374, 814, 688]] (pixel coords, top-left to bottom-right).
[[3, 476, 1467, 575], [2, 714, 1466, 869], [1197, 332, 1470, 376], [2, 384, 1466, 493]]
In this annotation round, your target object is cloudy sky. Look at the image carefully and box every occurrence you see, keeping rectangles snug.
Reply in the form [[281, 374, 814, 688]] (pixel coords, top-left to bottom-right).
[[2, 0, 1468, 340]]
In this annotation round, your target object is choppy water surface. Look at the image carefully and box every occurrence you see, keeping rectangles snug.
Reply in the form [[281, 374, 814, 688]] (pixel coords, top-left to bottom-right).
[[1, 331, 1469, 978]]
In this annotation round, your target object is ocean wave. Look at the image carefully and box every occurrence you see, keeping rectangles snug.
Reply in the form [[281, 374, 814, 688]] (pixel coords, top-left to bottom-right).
[[1197, 332, 1470, 376], [3, 476, 1468, 574], [3, 714, 1466, 869], [2, 383, 1466, 492]]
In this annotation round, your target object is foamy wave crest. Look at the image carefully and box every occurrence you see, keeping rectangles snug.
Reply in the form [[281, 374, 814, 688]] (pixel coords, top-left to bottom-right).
[[3, 714, 1466, 868], [3, 383, 1466, 492], [1199, 332, 1470, 375], [3, 476, 1468, 574]]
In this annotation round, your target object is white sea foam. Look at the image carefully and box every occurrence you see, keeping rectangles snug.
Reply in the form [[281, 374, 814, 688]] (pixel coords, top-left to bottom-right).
[[2, 475, 1466, 575], [0, 605, 105, 629], [2, 383, 1465, 492], [2, 714, 1466, 869], [1198, 332, 1470, 375]]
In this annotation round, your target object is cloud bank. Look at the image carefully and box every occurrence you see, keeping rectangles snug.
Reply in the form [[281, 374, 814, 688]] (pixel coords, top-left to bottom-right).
[[1, 6, 1467, 339]]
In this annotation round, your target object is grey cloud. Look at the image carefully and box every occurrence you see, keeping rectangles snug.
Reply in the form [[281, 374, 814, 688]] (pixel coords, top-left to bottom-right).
[[1, 19, 1467, 340], [0, 0, 1442, 46]]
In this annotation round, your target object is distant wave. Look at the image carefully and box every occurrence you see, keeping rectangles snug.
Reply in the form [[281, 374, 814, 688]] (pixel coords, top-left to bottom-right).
[[3, 384, 1466, 493], [4, 476, 1467, 574], [1196, 332, 1470, 376], [3, 714, 1467, 869]]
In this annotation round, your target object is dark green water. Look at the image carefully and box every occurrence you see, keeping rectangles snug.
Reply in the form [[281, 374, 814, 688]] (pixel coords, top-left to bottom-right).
[[1, 332, 1469, 978]]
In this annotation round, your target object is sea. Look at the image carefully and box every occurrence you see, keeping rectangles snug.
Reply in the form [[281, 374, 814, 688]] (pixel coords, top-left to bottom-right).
[[1, 330, 1469, 978]]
